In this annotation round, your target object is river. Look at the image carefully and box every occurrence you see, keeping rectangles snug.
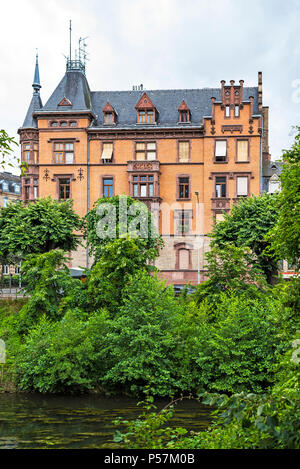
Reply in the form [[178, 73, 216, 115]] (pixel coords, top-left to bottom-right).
[[0, 394, 212, 449]]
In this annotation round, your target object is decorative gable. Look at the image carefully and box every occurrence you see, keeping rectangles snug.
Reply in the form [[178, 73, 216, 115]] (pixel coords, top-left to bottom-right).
[[58, 97, 72, 107], [135, 92, 156, 110]]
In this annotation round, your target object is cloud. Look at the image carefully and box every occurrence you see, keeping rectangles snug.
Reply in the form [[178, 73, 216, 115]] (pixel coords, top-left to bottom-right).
[[1, 0, 300, 173]]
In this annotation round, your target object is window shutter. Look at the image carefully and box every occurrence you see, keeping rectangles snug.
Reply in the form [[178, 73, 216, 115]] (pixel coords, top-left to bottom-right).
[[237, 140, 249, 162], [179, 142, 189, 162], [215, 140, 227, 157], [101, 143, 113, 160], [237, 176, 248, 196]]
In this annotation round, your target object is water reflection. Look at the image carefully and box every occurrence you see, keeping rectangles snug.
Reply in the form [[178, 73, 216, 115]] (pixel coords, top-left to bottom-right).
[[0, 394, 212, 449]]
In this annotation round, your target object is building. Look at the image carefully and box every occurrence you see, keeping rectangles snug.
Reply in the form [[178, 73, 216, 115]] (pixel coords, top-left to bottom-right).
[[18, 54, 270, 285], [0, 172, 21, 208], [262, 159, 283, 194]]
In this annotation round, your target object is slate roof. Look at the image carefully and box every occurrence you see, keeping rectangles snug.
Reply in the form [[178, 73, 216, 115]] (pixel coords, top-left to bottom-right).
[[23, 67, 260, 129], [42, 70, 92, 112], [22, 92, 43, 128], [90, 87, 259, 129]]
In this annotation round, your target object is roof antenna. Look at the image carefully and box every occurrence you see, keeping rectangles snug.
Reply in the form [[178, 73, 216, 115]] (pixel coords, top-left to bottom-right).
[[69, 19, 72, 61]]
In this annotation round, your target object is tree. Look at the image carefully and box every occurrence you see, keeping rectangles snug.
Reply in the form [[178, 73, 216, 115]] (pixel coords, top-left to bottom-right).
[[0, 130, 18, 170], [267, 127, 300, 271], [0, 197, 82, 260], [210, 193, 280, 283], [84, 195, 164, 265]]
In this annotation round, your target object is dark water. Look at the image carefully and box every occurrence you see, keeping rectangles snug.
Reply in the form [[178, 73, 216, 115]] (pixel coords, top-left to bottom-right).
[[0, 394, 212, 449]]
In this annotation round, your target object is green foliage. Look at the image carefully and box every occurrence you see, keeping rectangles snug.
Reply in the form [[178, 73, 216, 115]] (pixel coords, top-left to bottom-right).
[[210, 193, 280, 283], [15, 312, 96, 394], [194, 243, 267, 307], [98, 271, 183, 396], [267, 128, 300, 270], [17, 250, 80, 333], [83, 236, 161, 313], [0, 129, 18, 170], [83, 195, 163, 265], [0, 197, 82, 259], [114, 394, 188, 449]]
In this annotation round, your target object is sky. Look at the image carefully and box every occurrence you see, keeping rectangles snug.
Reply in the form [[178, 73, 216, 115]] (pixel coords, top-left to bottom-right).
[[1, 0, 300, 174]]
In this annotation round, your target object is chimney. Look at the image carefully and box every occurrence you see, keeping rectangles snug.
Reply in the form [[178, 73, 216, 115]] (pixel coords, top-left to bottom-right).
[[258, 71, 263, 112]]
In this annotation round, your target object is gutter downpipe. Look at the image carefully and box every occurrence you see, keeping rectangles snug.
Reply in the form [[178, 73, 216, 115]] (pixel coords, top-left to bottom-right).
[[260, 114, 264, 194], [86, 134, 90, 269]]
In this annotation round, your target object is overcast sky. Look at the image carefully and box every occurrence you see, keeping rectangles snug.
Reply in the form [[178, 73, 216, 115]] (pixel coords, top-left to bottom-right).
[[1, 0, 300, 174]]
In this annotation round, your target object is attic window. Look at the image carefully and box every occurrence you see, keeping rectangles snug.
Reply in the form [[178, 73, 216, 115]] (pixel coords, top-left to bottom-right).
[[138, 110, 154, 124], [103, 102, 116, 125], [51, 121, 59, 127], [178, 101, 191, 123], [135, 93, 157, 124], [70, 121, 78, 127], [60, 121, 68, 127]]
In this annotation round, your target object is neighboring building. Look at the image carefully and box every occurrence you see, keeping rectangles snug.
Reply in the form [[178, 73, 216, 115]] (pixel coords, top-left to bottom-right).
[[18, 54, 270, 285], [262, 160, 283, 194], [0, 172, 21, 208]]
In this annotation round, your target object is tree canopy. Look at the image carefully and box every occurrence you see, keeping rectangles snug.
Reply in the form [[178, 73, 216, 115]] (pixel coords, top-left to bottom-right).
[[210, 193, 280, 283], [84, 195, 164, 265], [0, 197, 82, 259], [267, 127, 300, 271]]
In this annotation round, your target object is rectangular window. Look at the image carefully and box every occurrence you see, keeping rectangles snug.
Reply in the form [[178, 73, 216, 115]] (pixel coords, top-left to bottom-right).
[[178, 177, 190, 199], [33, 143, 38, 164], [237, 140, 249, 162], [132, 175, 154, 197], [178, 141, 190, 163], [180, 111, 189, 122], [2, 265, 9, 275], [176, 211, 191, 235], [215, 140, 227, 162], [237, 176, 248, 196], [101, 143, 113, 163], [54, 142, 74, 164], [225, 106, 230, 117], [24, 185, 30, 201], [104, 113, 114, 124], [33, 186, 38, 199], [136, 142, 156, 161], [103, 178, 114, 198], [138, 111, 154, 124], [59, 178, 70, 200], [3, 197, 8, 208], [215, 177, 227, 198], [235, 105, 240, 117]]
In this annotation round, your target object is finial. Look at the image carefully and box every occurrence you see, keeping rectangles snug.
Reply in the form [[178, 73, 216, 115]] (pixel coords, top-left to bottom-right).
[[32, 49, 41, 94]]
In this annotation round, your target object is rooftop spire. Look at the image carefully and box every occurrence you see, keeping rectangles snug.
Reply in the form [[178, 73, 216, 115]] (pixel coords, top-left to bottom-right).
[[32, 50, 41, 94]]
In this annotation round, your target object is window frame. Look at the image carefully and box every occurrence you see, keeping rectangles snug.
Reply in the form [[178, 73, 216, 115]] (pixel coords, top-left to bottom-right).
[[214, 175, 228, 198], [235, 138, 250, 163], [131, 174, 154, 198], [52, 141, 75, 164], [214, 139, 228, 163], [135, 141, 157, 161], [101, 141, 114, 164], [177, 140, 191, 163], [177, 174, 191, 201]]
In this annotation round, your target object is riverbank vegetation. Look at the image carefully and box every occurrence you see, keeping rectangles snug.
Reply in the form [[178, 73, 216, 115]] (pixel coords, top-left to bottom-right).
[[0, 131, 299, 449]]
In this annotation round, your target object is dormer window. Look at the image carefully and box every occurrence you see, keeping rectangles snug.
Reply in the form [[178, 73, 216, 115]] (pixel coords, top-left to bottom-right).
[[138, 110, 154, 124], [178, 100, 191, 123], [135, 93, 157, 125], [103, 102, 116, 125]]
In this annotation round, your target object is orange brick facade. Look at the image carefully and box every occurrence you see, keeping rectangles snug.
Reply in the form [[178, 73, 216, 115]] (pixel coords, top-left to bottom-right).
[[19, 61, 269, 286]]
